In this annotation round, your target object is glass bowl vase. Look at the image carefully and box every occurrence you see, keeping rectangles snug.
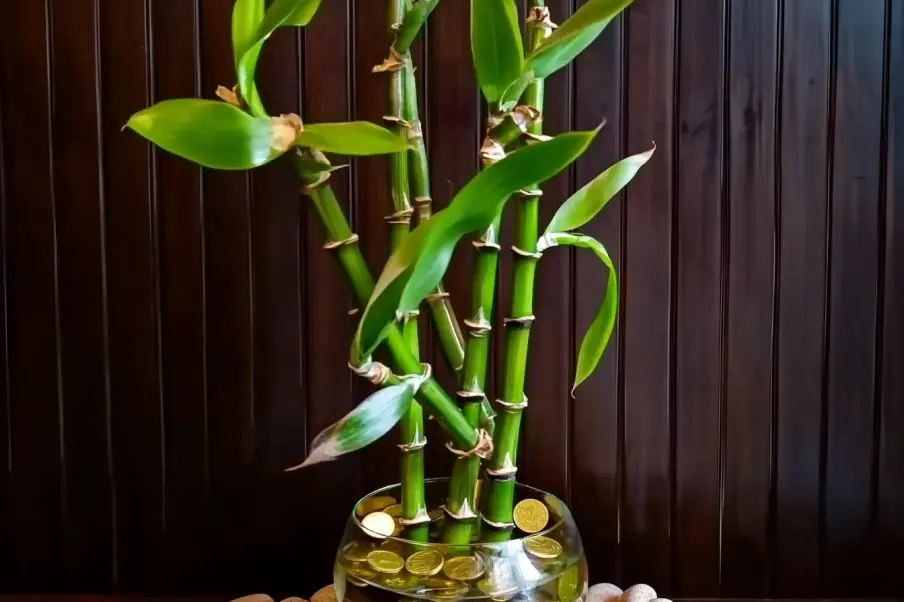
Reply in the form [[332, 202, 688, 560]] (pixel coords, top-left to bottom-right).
[[333, 478, 587, 602]]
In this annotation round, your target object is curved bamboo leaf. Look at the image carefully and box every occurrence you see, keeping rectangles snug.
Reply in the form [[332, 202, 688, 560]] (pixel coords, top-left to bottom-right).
[[498, 70, 536, 113], [526, 0, 631, 79], [356, 128, 600, 355], [232, 0, 265, 66], [296, 122, 411, 155], [237, 0, 323, 117], [395, 0, 442, 54], [544, 144, 654, 234], [127, 99, 283, 170], [287, 382, 414, 470], [471, 0, 524, 105], [539, 232, 617, 394]]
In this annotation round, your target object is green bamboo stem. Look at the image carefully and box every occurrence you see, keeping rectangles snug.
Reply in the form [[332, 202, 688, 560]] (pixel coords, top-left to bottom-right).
[[481, 0, 552, 537], [442, 107, 538, 545], [289, 152, 477, 455], [385, 0, 428, 538]]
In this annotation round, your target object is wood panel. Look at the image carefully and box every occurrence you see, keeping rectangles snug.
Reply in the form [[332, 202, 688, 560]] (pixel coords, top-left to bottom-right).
[[0, 0, 899, 598]]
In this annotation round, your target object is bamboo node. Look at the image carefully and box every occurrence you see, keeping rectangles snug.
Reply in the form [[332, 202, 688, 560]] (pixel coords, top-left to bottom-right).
[[402, 309, 421, 321], [398, 507, 431, 526], [270, 113, 304, 152], [504, 315, 536, 328], [323, 233, 360, 250], [384, 208, 414, 224], [400, 362, 432, 394], [480, 513, 515, 529], [527, 6, 558, 29], [512, 105, 542, 131], [425, 290, 450, 302], [407, 119, 424, 140], [479, 137, 507, 165], [456, 389, 485, 400], [348, 308, 360, 316], [444, 429, 494, 459], [512, 245, 543, 260], [372, 47, 407, 73], [414, 196, 433, 207], [463, 317, 492, 337], [382, 115, 412, 128], [443, 500, 478, 521], [215, 85, 242, 108], [495, 395, 528, 412], [349, 357, 392, 386], [517, 188, 544, 198], [522, 131, 553, 144], [301, 170, 333, 196], [398, 436, 427, 453], [536, 233, 558, 253], [472, 239, 502, 252]]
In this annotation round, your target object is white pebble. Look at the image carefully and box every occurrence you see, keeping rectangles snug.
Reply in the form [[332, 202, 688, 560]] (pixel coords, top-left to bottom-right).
[[622, 584, 657, 602], [650, 598, 672, 602], [361, 511, 395, 538], [586, 583, 624, 602]]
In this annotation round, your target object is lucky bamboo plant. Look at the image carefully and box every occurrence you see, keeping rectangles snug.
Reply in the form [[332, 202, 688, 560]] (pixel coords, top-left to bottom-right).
[[127, 0, 653, 547]]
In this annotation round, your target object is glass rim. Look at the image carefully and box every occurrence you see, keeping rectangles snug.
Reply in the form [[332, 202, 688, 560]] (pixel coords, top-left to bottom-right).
[[350, 477, 571, 547]]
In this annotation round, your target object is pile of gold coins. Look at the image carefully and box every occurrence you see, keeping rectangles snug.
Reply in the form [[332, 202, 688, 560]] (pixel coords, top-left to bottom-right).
[[335, 495, 586, 602]]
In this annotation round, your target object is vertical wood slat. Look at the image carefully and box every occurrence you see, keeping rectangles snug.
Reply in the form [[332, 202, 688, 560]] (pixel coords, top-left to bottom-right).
[[570, 3, 624, 586], [621, 0, 675, 592], [298, 0, 361, 590], [99, 0, 165, 591], [672, 0, 725, 596], [520, 0, 574, 504], [773, 0, 832, 595], [0, 0, 65, 591], [876, 0, 904, 595], [0, 53, 10, 594], [197, 0, 256, 593], [824, 0, 886, 595], [722, 0, 779, 596], [147, 0, 210, 590], [47, 0, 115, 590]]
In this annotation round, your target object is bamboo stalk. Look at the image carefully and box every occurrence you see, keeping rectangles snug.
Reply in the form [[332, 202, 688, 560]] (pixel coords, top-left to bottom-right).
[[385, 0, 428, 538], [442, 108, 538, 544], [289, 153, 478, 454], [481, 0, 554, 538]]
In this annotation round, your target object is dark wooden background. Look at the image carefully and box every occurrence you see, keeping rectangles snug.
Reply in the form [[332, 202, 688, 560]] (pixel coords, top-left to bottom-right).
[[0, 0, 901, 598]]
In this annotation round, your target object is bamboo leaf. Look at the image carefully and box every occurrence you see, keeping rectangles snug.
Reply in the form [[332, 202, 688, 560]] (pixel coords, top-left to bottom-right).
[[296, 122, 411, 155], [231, 0, 265, 66], [287, 383, 414, 469], [356, 128, 600, 355], [545, 144, 654, 234], [127, 99, 284, 170], [539, 232, 617, 394], [471, 0, 524, 105], [526, 0, 631, 79], [237, 0, 323, 117], [395, 0, 442, 53], [498, 70, 536, 113]]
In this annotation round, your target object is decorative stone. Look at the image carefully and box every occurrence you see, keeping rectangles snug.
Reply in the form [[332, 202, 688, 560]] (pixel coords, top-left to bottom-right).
[[650, 598, 673, 602], [312, 585, 338, 602], [622, 584, 657, 602], [281, 598, 309, 602], [230, 596, 273, 602], [586, 582, 623, 602]]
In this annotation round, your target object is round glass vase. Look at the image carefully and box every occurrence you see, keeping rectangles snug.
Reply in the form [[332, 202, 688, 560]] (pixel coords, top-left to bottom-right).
[[333, 478, 587, 602]]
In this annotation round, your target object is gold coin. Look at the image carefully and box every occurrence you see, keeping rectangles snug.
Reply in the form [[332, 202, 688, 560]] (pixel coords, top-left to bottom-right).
[[523, 535, 563, 559], [423, 577, 459, 589], [348, 563, 379, 580], [356, 495, 397, 517], [477, 578, 518, 597], [361, 511, 396, 538], [513, 498, 549, 533], [421, 586, 469, 599], [382, 503, 403, 518], [342, 541, 372, 562], [405, 549, 444, 576], [366, 549, 404, 574], [347, 575, 369, 587], [380, 572, 416, 590], [443, 555, 485, 581]]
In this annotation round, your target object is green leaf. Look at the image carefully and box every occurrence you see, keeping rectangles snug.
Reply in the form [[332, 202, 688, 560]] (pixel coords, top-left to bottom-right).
[[526, 0, 632, 79], [237, 0, 322, 117], [287, 382, 414, 469], [471, 0, 524, 105], [539, 232, 617, 394], [356, 128, 600, 355], [296, 122, 411, 155], [497, 70, 536, 113], [232, 0, 265, 67], [545, 144, 654, 234], [127, 99, 283, 170], [395, 0, 441, 53]]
